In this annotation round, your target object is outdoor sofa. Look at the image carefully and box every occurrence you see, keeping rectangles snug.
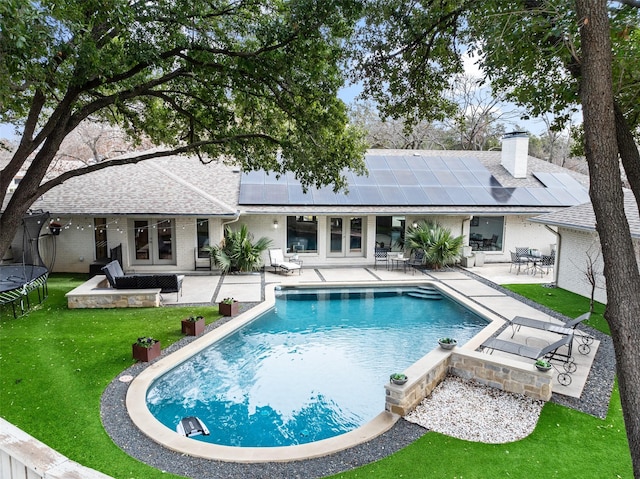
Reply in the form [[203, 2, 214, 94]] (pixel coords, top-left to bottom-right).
[[101, 260, 184, 299]]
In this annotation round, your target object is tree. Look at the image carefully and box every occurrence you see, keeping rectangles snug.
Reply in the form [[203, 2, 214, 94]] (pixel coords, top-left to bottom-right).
[[0, 0, 367, 259], [405, 220, 463, 269], [353, 0, 640, 474], [207, 224, 273, 273]]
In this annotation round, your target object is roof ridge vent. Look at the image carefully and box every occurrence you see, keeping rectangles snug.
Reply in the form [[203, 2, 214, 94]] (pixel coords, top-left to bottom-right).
[[501, 132, 529, 178]]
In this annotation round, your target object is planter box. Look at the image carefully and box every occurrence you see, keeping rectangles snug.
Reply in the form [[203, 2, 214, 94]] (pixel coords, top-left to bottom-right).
[[132, 340, 161, 362], [218, 301, 239, 316], [181, 317, 205, 336]]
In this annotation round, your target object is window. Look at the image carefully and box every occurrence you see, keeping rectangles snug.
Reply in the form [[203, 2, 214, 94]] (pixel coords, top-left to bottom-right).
[[375, 216, 405, 251], [196, 219, 210, 258], [469, 216, 504, 251], [94, 218, 108, 260], [287, 216, 318, 253]]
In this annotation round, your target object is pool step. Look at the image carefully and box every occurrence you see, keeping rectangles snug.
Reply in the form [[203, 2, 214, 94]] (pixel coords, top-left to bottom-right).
[[407, 290, 443, 300]]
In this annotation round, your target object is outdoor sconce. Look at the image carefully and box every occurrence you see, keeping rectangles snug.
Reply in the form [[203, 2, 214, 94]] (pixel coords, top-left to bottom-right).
[[412, 221, 418, 228], [273, 220, 279, 229]]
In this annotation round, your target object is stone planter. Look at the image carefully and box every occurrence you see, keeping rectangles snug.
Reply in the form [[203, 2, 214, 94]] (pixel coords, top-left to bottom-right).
[[218, 301, 239, 316], [181, 317, 205, 336], [390, 374, 408, 385], [132, 340, 161, 362], [438, 339, 457, 350], [535, 362, 552, 372]]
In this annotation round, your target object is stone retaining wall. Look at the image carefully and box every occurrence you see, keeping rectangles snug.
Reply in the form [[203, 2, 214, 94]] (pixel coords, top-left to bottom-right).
[[65, 276, 161, 308], [385, 348, 553, 416]]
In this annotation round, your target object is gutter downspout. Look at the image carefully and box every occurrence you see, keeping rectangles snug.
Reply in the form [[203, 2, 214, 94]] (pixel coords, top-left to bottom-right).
[[544, 224, 560, 284]]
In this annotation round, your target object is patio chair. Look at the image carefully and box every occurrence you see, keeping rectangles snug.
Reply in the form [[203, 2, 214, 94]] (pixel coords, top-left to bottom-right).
[[480, 332, 575, 385], [407, 250, 425, 275], [509, 251, 525, 274], [374, 247, 390, 270], [510, 312, 593, 354], [268, 248, 302, 275], [541, 254, 555, 274]]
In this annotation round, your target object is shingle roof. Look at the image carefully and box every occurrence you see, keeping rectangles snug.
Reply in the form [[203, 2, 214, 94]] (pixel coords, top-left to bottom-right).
[[529, 192, 640, 238], [31, 154, 240, 216], [19, 148, 591, 217]]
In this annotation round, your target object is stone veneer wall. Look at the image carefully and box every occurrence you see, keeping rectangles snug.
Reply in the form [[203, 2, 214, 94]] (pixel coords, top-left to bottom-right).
[[385, 349, 553, 416], [65, 276, 161, 308]]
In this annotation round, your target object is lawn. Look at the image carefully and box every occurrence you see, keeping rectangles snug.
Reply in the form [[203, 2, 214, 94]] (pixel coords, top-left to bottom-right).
[[0, 277, 633, 479]]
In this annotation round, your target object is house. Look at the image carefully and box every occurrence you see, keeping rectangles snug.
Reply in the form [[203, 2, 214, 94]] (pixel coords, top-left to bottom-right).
[[529, 192, 640, 304], [10, 134, 590, 274]]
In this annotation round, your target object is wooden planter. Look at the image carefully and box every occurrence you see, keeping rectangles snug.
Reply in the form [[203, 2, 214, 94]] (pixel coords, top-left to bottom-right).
[[218, 301, 239, 316], [181, 317, 205, 336], [132, 340, 161, 362]]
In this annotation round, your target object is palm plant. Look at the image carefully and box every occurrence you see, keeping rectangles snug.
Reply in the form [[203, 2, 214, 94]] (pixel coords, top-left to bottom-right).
[[405, 220, 464, 269], [207, 224, 273, 273]]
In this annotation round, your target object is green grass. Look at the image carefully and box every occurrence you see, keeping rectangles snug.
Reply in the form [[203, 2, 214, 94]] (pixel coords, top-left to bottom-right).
[[0, 276, 632, 479], [1, 274, 215, 479]]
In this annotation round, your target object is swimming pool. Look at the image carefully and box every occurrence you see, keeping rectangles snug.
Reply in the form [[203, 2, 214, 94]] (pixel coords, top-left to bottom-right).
[[145, 284, 487, 448]]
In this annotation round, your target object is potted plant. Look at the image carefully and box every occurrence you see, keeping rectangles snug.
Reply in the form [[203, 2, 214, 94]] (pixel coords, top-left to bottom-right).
[[535, 359, 552, 371], [389, 373, 408, 385], [181, 315, 205, 336], [438, 337, 457, 350], [218, 297, 239, 316], [132, 337, 161, 362]]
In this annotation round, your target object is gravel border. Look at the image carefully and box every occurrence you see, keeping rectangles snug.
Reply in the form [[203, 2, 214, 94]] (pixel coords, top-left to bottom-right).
[[101, 270, 616, 478]]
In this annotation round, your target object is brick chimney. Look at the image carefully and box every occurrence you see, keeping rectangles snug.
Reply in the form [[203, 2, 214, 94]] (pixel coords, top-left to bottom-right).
[[501, 132, 529, 178]]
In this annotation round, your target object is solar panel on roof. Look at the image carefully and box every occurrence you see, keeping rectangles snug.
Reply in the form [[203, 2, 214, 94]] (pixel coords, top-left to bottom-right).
[[392, 169, 421, 186], [402, 186, 432, 204], [366, 156, 389, 169], [236, 155, 588, 207], [433, 170, 461, 187], [357, 185, 385, 204], [425, 187, 452, 204]]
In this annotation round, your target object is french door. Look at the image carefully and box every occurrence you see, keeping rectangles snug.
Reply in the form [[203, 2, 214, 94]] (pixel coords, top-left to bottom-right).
[[327, 217, 365, 257], [131, 219, 175, 265]]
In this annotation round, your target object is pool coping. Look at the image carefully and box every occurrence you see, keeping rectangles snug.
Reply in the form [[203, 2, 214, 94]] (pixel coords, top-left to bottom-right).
[[125, 280, 503, 463]]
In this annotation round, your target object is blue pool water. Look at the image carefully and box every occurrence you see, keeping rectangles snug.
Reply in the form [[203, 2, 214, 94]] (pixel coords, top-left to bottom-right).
[[146, 286, 487, 447]]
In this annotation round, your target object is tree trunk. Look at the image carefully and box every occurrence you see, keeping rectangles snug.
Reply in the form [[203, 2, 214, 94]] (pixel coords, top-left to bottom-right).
[[576, 0, 640, 476], [615, 103, 640, 212]]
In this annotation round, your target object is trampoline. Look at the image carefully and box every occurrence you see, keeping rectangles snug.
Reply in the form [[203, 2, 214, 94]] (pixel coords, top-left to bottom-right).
[[0, 211, 51, 317]]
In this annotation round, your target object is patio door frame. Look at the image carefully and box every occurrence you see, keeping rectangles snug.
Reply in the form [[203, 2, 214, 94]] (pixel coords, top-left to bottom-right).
[[129, 218, 176, 265], [326, 216, 365, 258]]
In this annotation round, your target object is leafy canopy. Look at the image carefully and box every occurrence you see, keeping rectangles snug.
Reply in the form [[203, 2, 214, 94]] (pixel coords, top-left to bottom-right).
[[0, 0, 367, 190]]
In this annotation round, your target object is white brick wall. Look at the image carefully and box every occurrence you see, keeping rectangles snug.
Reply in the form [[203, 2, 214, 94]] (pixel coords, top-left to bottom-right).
[[556, 228, 607, 303]]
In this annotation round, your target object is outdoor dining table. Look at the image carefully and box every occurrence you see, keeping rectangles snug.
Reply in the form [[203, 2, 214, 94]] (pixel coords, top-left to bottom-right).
[[387, 253, 410, 272], [522, 250, 545, 276]]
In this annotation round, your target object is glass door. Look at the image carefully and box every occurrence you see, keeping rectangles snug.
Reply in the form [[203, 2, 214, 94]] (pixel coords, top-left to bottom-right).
[[327, 217, 365, 257], [329, 218, 343, 254], [131, 219, 175, 265]]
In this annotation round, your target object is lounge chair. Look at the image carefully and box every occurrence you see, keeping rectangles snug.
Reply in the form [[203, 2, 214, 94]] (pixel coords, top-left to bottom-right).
[[510, 312, 593, 354], [268, 249, 302, 275], [480, 333, 575, 385]]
